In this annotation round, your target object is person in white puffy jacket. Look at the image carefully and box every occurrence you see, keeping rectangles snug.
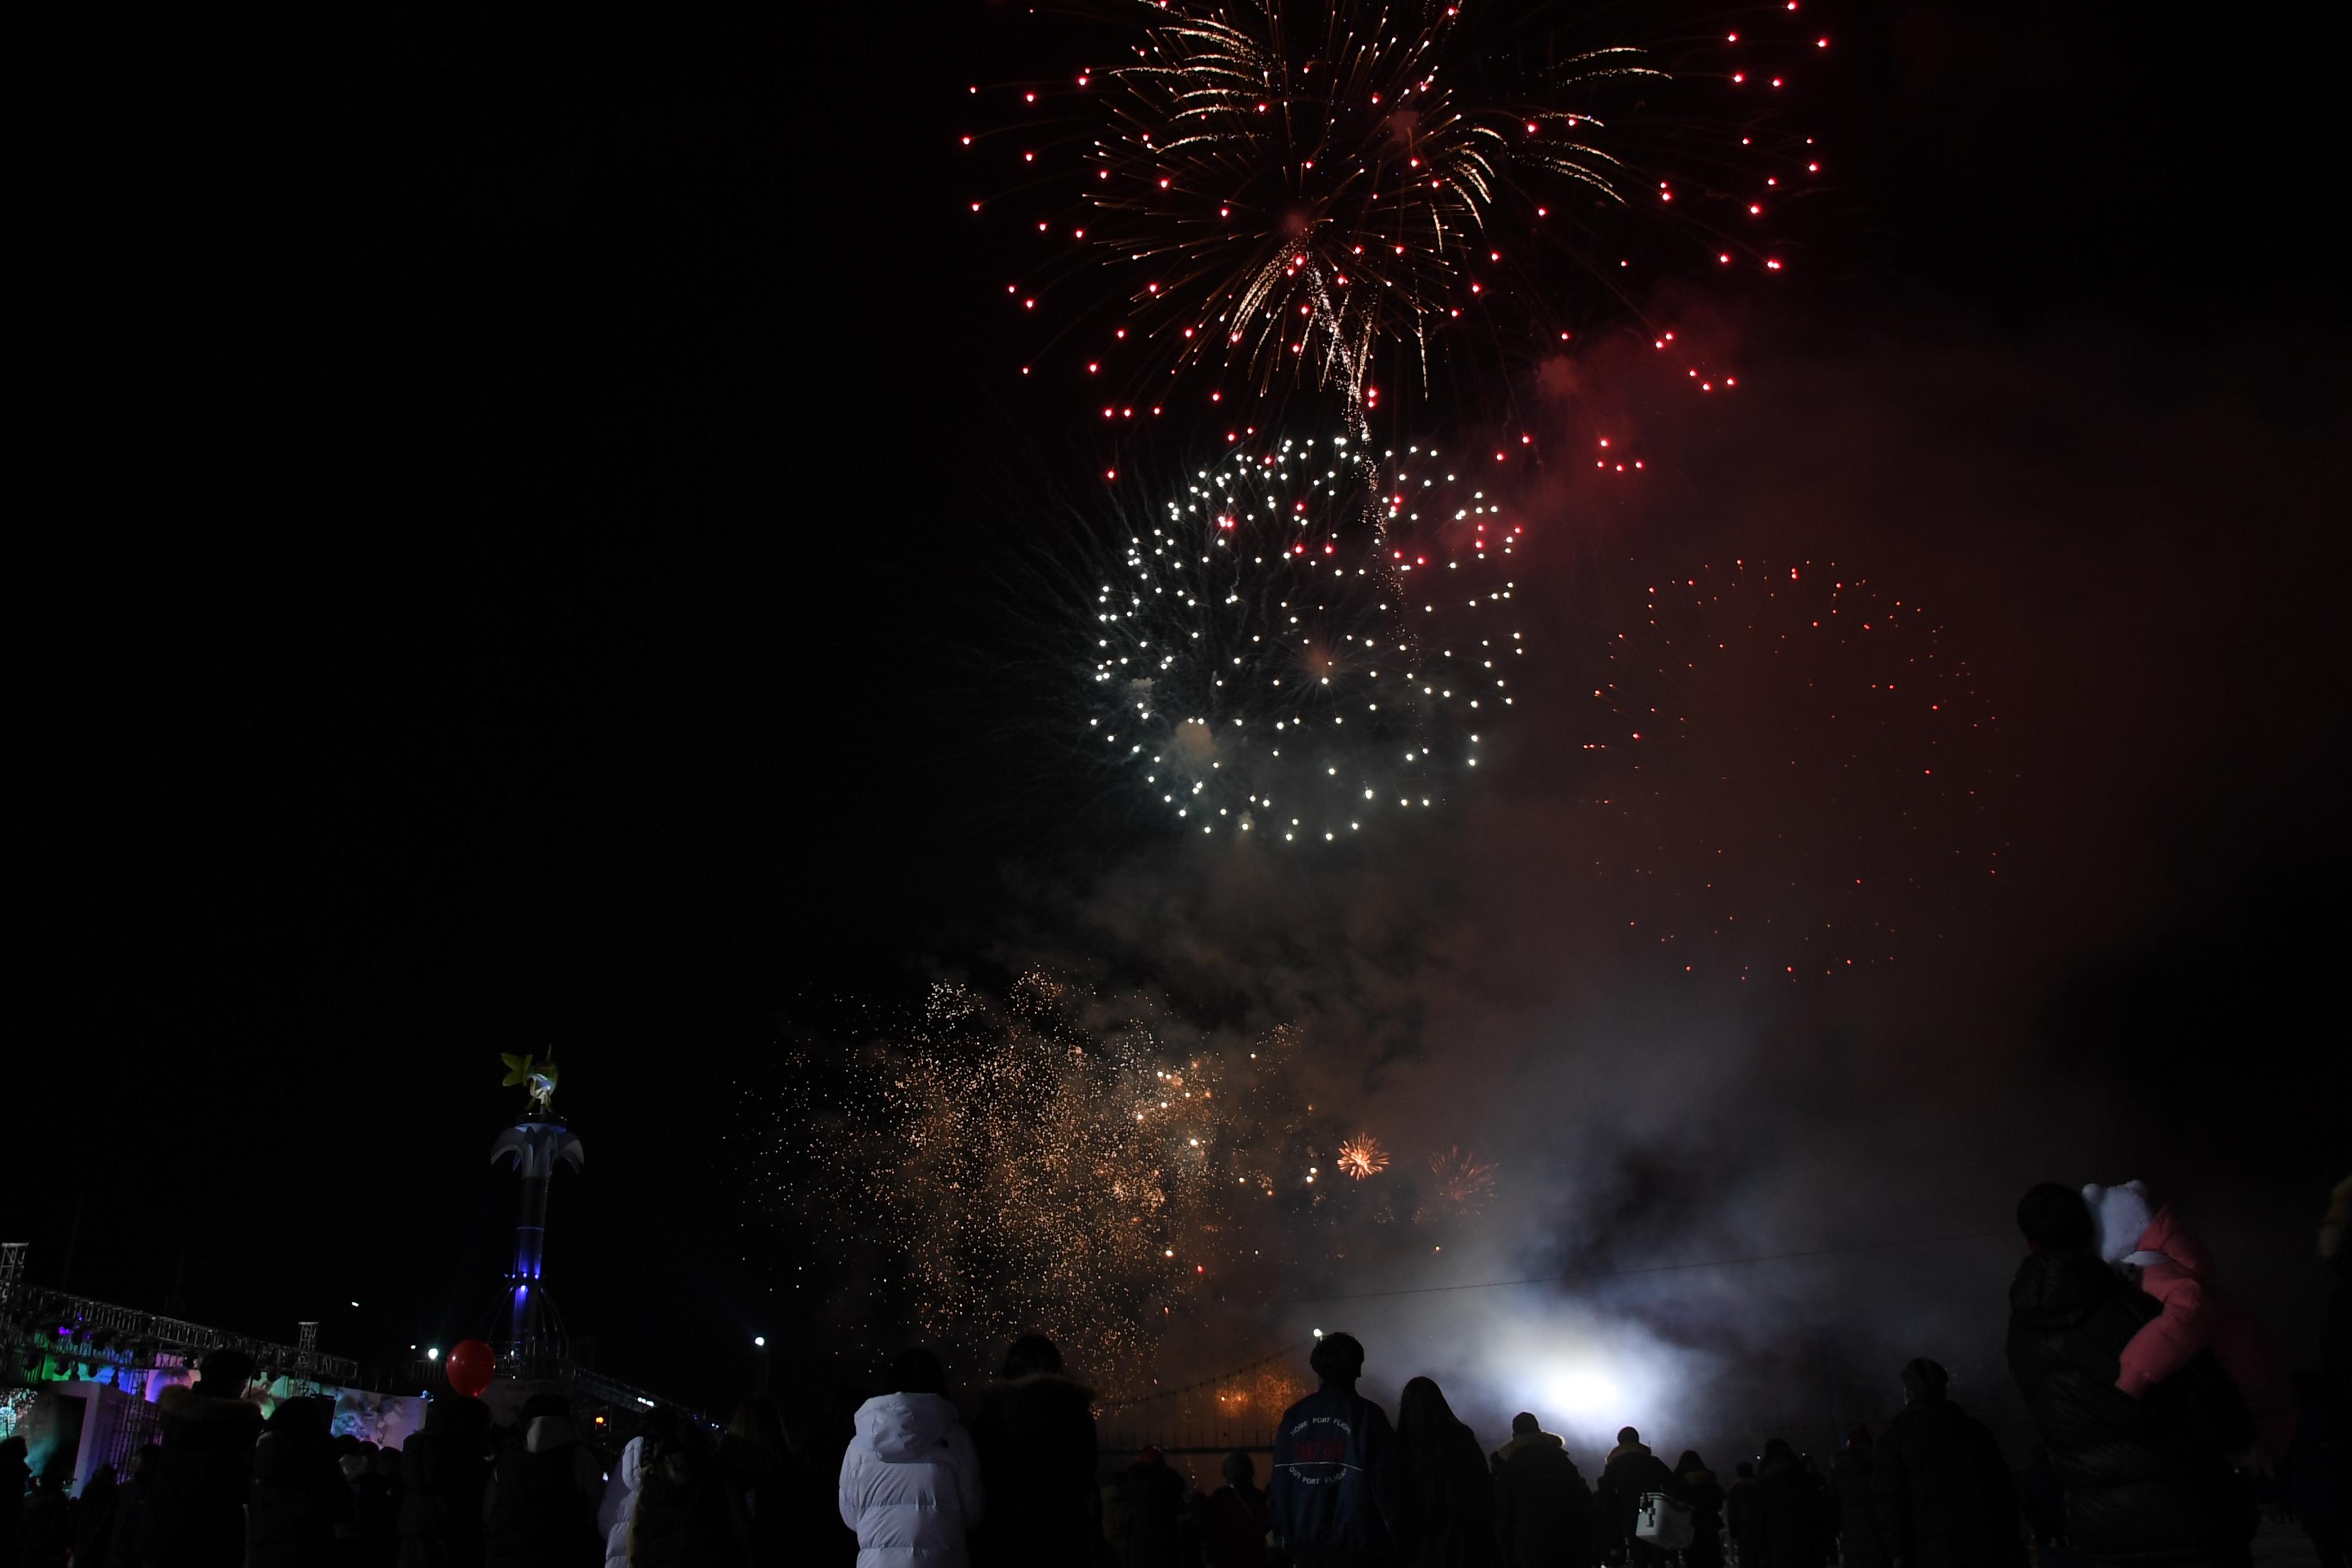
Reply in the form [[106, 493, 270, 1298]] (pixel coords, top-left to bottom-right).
[[839, 1349, 985, 1567], [595, 1431, 645, 1568]]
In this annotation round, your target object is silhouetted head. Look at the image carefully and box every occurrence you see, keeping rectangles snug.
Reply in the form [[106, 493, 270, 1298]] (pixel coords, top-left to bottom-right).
[[1762, 1438, 1796, 1464], [1736, 1461, 1755, 1480], [426, 1392, 491, 1437], [199, 1348, 257, 1393], [268, 1396, 329, 1433], [0, 1436, 24, 1464], [1901, 1358, 1950, 1406], [1000, 1334, 1063, 1379], [1222, 1450, 1255, 1488], [1398, 1376, 1460, 1439], [1137, 1445, 1166, 1467], [1676, 1450, 1705, 1473], [1309, 1332, 1365, 1387], [1511, 1412, 1540, 1437], [1617, 1427, 1641, 1446], [890, 1348, 946, 1396], [2017, 1182, 2096, 1253]]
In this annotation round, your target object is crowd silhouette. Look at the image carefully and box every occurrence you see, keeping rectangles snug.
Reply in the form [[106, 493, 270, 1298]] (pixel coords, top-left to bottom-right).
[[3, 1175, 2342, 1566]]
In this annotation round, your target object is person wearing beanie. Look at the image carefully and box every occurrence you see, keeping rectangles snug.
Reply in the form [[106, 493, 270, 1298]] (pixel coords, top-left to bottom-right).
[[1489, 1412, 1592, 1568], [1596, 1428, 1675, 1566], [1267, 1333, 1401, 1567], [2082, 1178, 2297, 1464]]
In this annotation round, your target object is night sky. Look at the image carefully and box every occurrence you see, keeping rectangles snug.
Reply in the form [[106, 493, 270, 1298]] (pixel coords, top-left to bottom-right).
[[16, 2, 2347, 1426]]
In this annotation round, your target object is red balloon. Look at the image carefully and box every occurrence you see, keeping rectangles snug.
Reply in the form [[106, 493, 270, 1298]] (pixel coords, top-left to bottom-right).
[[445, 1339, 495, 1398]]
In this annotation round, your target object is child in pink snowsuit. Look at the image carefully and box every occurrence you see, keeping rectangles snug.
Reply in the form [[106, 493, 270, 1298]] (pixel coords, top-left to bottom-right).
[[2084, 1180, 2297, 1462]]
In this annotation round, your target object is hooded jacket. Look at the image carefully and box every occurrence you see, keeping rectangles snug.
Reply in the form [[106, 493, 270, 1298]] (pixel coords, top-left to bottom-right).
[[398, 1396, 493, 1568], [1267, 1383, 1400, 1565], [141, 1380, 263, 1568], [1490, 1432, 1593, 1568], [2006, 1246, 2255, 1563], [968, 1373, 1097, 1568], [596, 1435, 645, 1568], [2084, 1184, 2298, 1462], [838, 1392, 985, 1567]]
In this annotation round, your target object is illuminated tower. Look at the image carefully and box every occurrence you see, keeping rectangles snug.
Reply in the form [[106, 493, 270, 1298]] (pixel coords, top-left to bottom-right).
[[489, 1054, 583, 1369]]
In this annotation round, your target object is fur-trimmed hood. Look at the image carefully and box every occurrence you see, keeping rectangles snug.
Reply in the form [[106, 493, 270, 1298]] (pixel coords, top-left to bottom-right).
[[160, 1383, 262, 1425], [1492, 1429, 1565, 1465]]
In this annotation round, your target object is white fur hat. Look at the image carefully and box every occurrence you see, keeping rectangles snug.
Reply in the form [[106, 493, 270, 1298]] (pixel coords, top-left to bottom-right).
[[2082, 1180, 2155, 1264]]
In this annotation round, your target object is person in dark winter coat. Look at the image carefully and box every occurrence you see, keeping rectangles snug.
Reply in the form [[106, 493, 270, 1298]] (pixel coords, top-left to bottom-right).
[[1489, 1414, 1591, 1568], [1109, 1448, 1188, 1568], [143, 1350, 264, 1568], [247, 1396, 357, 1567], [2006, 1181, 2257, 1565], [1828, 1427, 1886, 1568], [106, 1445, 162, 1568], [74, 1464, 121, 1568], [720, 1395, 797, 1568], [350, 1444, 402, 1568], [19, 1467, 72, 1568], [970, 1335, 1099, 1568], [1750, 1439, 1827, 1568], [1723, 1462, 1763, 1565], [0, 1436, 26, 1568], [1869, 1360, 2023, 1568], [1595, 1429, 1674, 1566], [1390, 1378, 1494, 1568], [629, 1426, 743, 1567], [1196, 1451, 1271, 1568], [482, 1395, 604, 1568], [1268, 1332, 1401, 1567], [398, 1392, 493, 1568], [1672, 1451, 1724, 1568]]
